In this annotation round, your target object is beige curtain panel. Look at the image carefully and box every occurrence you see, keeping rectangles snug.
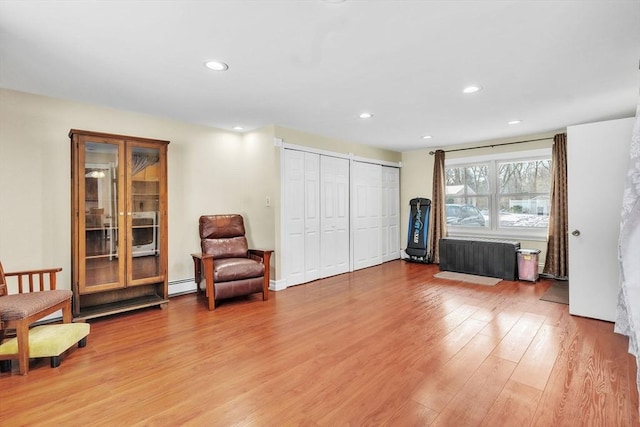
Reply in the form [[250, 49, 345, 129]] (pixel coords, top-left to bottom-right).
[[429, 149, 447, 263], [543, 133, 568, 278]]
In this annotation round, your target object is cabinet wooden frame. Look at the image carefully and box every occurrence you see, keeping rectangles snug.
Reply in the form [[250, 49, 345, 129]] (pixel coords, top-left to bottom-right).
[[70, 129, 169, 320]]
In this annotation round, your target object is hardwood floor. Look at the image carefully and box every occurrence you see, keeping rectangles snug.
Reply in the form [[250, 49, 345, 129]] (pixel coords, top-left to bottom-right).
[[2, 261, 638, 426]]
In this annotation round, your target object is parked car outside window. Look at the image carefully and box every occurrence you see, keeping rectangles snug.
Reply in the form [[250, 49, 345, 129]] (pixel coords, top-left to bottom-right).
[[446, 204, 486, 227]]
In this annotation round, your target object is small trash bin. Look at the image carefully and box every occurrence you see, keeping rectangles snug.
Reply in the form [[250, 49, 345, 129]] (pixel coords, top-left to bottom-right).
[[517, 249, 541, 282]]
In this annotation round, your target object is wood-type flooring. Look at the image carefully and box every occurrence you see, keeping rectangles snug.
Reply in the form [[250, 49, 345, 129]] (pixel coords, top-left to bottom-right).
[[2, 261, 638, 426]]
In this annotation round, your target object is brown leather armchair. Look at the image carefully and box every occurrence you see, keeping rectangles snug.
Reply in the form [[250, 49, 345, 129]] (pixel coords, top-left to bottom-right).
[[191, 214, 273, 310]]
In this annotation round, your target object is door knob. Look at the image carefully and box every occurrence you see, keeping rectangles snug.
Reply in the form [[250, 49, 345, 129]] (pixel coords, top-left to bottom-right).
[[572, 229, 581, 236]]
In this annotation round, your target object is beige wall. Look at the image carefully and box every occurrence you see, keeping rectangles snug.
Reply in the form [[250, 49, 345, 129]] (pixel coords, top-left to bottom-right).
[[0, 89, 401, 289], [0, 88, 280, 289], [0, 87, 565, 290], [274, 125, 402, 163], [401, 131, 561, 264]]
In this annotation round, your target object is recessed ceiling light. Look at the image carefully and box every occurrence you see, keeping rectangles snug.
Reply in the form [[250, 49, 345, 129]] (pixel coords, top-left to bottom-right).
[[508, 120, 522, 125], [462, 85, 482, 94], [359, 112, 373, 119], [232, 126, 244, 131], [204, 60, 229, 71], [422, 135, 432, 140]]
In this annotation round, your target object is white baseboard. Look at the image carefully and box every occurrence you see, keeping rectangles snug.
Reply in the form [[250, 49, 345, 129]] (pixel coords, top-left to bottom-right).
[[171, 279, 286, 295], [168, 279, 198, 296], [269, 278, 288, 292]]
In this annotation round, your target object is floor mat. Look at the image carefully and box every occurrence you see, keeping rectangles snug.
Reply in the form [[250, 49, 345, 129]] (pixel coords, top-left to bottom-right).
[[433, 271, 502, 286], [540, 280, 569, 305]]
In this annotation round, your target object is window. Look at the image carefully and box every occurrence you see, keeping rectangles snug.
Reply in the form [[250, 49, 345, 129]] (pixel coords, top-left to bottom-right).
[[445, 149, 552, 238]]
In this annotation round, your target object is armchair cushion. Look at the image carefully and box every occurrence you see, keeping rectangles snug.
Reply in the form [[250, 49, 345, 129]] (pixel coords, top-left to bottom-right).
[[200, 214, 245, 239], [200, 215, 250, 259], [214, 258, 265, 282], [0, 290, 72, 321], [215, 277, 264, 301], [202, 236, 248, 259]]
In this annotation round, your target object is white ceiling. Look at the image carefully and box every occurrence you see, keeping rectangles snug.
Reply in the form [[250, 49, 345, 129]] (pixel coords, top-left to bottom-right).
[[1, 1, 638, 152]]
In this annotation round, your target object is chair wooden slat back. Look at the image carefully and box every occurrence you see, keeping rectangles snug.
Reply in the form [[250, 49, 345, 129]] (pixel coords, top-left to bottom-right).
[[0, 262, 7, 297], [0, 263, 61, 295]]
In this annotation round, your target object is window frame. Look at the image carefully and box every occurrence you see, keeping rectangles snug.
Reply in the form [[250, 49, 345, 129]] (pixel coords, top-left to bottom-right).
[[444, 148, 552, 241]]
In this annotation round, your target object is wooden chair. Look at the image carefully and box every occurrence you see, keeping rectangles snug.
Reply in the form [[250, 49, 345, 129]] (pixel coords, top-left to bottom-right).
[[191, 214, 272, 310], [0, 261, 73, 375]]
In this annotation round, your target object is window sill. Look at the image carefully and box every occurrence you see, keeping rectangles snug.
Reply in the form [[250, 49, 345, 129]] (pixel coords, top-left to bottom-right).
[[447, 228, 548, 242]]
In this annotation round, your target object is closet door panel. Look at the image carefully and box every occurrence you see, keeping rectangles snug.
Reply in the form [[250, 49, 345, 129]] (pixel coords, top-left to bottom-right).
[[284, 150, 306, 286], [352, 162, 382, 270], [304, 152, 321, 282], [382, 166, 400, 262], [320, 156, 349, 278]]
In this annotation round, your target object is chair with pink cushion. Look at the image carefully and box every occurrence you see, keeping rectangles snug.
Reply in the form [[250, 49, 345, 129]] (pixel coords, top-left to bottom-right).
[[0, 261, 73, 374]]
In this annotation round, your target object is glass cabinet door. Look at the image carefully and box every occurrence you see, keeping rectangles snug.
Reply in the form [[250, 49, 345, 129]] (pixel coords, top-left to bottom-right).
[[80, 138, 125, 292], [127, 143, 163, 283]]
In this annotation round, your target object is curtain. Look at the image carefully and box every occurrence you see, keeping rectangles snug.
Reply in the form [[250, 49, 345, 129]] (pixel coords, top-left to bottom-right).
[[429, 149, 447, 263], [615, 110, 640, 411], [543, 133, 568, 278]]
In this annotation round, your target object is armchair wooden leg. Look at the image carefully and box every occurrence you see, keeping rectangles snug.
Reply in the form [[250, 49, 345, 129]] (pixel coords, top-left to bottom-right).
[[262, 276, 269, 301], [262, 254, 271, 301]]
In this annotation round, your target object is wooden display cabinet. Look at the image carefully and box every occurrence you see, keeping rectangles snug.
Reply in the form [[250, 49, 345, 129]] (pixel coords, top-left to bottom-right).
[[70, 129, 169, 320]]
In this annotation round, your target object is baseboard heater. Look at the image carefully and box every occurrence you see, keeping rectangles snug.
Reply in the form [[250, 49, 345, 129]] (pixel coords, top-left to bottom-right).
[[439, 237, 520, 280]]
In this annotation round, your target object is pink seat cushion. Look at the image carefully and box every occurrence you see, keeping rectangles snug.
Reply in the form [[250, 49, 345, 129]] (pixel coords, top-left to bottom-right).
[[0, 290, 72, 321]]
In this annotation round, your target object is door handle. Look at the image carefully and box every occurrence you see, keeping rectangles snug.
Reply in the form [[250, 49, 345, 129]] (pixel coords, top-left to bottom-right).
[[571, 229, 581, 236]]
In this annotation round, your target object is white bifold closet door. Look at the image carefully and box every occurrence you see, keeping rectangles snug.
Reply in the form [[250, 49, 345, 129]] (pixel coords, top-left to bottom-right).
[[284, 150, 400, 286], [352, 162, 401, 271], [283, 149, 349, 287], [352, 162, 383, 270], [381, 166, 400, 263], [284, 150, 320, 286], [320, 155, 350, 278]]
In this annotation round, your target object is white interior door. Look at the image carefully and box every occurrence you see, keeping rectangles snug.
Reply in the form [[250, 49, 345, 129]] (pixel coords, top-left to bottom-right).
[[381, 166, 400, 262], [352, 161, 382, 270], [320, 156, 350, 278], [567, 117, 634, 322]]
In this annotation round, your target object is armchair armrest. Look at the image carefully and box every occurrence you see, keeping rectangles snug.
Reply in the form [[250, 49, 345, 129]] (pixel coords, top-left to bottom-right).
[[248, 249, 273, 264], [190, 253, 216, 310], [3, 267, 62, 294], [190, 253, 213, 287]]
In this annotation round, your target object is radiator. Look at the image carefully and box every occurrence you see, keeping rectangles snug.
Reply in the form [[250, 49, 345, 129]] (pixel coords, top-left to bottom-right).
[[439, 237, 520, 280]]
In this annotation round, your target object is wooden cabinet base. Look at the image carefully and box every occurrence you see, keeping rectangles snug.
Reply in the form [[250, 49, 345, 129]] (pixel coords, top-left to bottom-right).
[[74, 283, 168, 321], [74, 293, 168, 321]]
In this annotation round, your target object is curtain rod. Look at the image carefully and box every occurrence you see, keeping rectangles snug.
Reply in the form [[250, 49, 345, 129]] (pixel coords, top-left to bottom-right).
[[428, 137, 552, 155]]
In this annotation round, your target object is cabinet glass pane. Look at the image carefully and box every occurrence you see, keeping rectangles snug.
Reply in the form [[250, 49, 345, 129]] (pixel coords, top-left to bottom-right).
[[84, 142, 119, 286], [130, 146, 161, 280]]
